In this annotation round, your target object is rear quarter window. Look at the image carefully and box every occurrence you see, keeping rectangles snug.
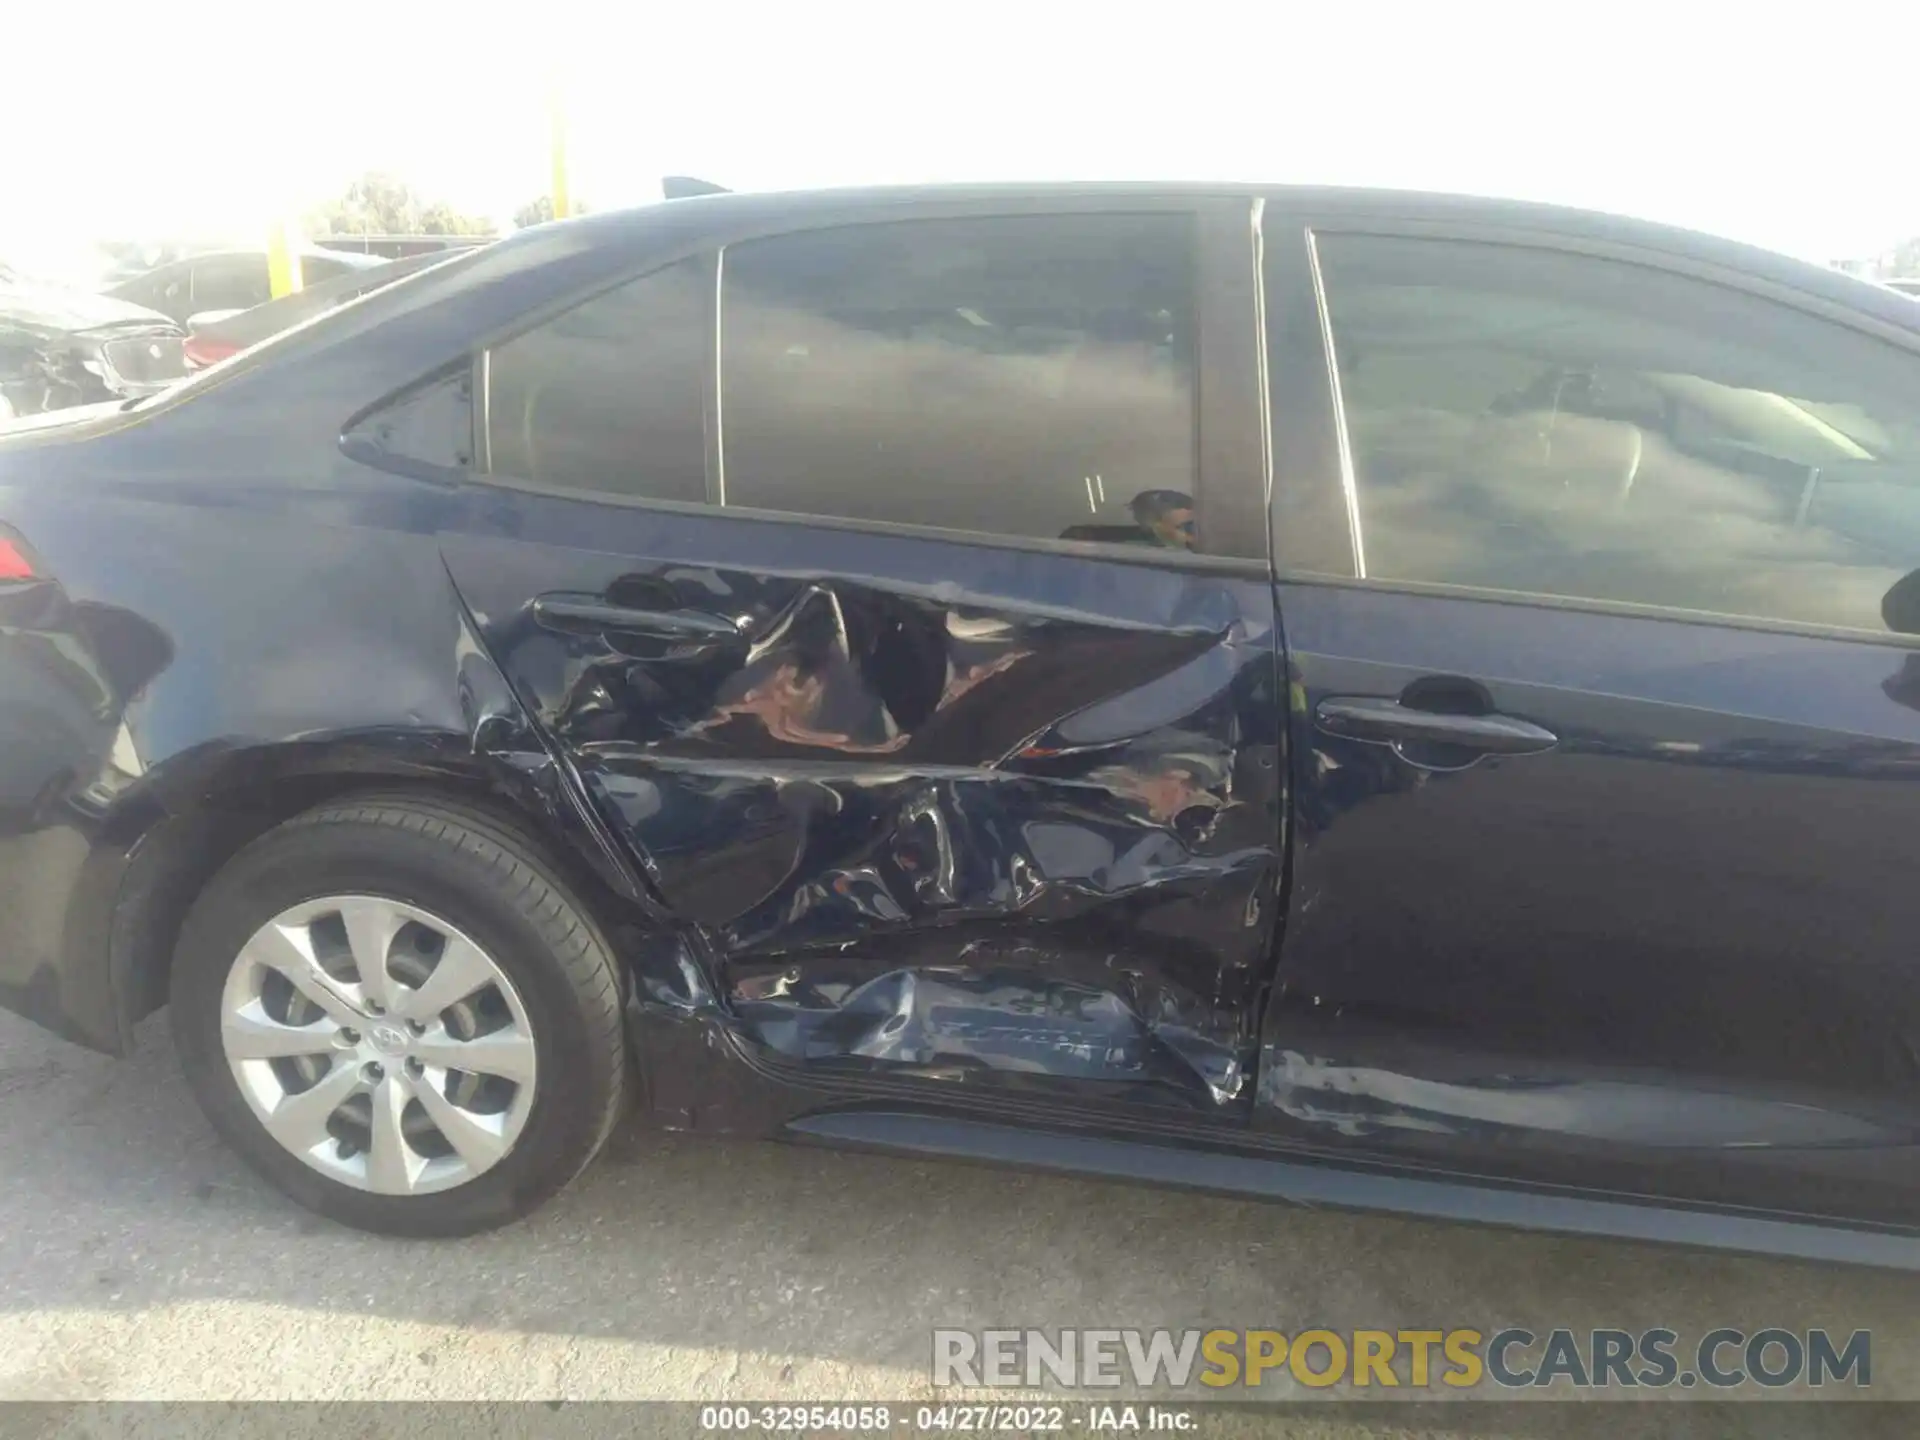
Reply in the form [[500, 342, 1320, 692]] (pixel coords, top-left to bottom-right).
[[482, 258, 709, 504]]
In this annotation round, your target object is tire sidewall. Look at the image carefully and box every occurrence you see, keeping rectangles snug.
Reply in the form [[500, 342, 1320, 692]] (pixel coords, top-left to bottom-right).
[[173, 813, 620, 1236]]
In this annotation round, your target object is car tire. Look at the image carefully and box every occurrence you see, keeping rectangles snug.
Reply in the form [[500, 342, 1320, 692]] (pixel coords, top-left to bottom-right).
[[171, 794, 627, 1236]]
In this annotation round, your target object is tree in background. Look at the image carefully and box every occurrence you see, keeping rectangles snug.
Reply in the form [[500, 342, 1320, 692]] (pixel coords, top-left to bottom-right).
[[415, 200, 498, 237], [310, 172, 497, 238], [512, 195, 590, 229]]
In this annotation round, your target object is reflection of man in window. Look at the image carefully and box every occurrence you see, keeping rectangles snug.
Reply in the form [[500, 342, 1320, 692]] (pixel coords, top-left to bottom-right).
[[1132, 489, 1197, 550]]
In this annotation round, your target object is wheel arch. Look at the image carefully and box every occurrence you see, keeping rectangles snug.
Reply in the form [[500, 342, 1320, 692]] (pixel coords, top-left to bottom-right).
[[110, 741, 653, 1043]]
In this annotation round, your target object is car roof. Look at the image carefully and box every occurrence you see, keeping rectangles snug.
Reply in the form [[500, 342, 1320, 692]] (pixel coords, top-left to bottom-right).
[[538, 181, 1920, 335]]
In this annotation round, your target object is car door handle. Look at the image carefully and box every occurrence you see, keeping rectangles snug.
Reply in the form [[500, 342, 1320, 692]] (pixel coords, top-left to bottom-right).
[[1314, 696, 1558, 755], [530, 595, 746, 645]]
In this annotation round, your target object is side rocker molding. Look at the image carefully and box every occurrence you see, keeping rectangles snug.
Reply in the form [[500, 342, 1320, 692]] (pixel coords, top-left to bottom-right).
[[784, 1109, 1920, 1272]]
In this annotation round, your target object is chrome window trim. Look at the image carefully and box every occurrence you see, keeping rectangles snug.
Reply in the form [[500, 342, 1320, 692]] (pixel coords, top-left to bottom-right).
[[713, 245, 728, 507], [475, 348, 492, 473], [1250, 197, 1274, 510], [1304, 228, 1366, 578]]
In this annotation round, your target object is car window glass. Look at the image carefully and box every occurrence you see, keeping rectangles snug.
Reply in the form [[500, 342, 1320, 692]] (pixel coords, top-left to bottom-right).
[[192, 257, 271, 314], [302, 255, 358, 284], [722, 214, 1200, 550], [484, 258, 707, 502], [130, 267, 189, 313], [1319, 236, 1920, 634]]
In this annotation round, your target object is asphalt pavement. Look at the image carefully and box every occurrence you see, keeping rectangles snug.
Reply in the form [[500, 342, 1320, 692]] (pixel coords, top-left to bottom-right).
[[1, 1009, 1916, 1437]]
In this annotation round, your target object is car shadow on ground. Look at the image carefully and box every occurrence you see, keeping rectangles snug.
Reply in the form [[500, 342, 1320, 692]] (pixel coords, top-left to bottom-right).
[[1, 1012, 1917, 1429]]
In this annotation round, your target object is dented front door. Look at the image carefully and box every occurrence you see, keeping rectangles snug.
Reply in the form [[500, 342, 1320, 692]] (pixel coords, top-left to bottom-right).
[[442, 196, 1284, 1116]]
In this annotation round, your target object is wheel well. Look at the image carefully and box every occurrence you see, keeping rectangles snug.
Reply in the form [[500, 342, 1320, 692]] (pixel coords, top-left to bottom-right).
[[116, 772, 637, 1030]]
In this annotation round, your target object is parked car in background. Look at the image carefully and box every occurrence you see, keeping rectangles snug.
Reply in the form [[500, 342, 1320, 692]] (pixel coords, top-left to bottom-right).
[[94, 241, 213, 287], [0, 262, 185, 419], [183, 250, 465, 371], [106, 248, 385, 326], [1884, 277, 1920, 298], [8, 185, 1920, 1270]]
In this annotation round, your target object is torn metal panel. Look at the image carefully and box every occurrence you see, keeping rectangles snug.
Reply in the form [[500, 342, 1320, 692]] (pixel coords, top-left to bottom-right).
[[446, 536, 1284, 1110], [730, 942, 1247, 1104], [588, 758, 1273, 949]]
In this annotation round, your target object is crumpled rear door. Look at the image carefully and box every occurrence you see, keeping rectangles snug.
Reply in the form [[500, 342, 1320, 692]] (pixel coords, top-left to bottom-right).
[[446, 520, 1283, 1113]]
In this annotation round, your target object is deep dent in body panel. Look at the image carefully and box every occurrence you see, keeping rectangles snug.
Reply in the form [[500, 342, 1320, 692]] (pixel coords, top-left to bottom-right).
[[488, 563, 1283, 1109]]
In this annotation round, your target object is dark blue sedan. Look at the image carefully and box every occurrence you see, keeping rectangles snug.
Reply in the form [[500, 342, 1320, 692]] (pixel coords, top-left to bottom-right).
[[3, 183, 1920, 1262]]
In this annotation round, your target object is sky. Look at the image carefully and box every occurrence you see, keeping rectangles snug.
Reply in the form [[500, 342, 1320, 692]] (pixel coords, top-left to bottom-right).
[[3, 1, 1917, 272]]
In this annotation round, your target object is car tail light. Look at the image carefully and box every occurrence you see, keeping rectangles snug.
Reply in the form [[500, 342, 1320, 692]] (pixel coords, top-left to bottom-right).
[[0, 536, 35, 580], [183, 334, 239, 370]]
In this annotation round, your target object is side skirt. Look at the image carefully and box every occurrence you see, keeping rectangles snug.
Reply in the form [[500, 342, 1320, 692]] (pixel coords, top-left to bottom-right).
[[784, 1108, 1920, 1272]]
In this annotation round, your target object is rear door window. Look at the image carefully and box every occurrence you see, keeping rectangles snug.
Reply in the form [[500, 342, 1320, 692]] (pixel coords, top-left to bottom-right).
[[721, 214, 1200, 549], [121, 264, 190, 317], [191, 256, 272, 314]]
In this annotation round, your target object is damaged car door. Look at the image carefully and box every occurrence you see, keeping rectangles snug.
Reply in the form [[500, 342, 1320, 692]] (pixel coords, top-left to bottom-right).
[[441, 198, 1284, 1117], [1257, 207, 1920, 1223]]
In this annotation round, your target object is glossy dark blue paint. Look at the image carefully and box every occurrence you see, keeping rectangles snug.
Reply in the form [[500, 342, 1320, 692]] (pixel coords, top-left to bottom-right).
[[0, 440, 643, 1049], [1262, 582, 1920, 1224], [6, 181, 1920, 1262]]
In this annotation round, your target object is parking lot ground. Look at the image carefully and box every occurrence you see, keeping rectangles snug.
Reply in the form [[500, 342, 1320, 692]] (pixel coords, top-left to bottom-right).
[[1, 1011, 1917, 1437]]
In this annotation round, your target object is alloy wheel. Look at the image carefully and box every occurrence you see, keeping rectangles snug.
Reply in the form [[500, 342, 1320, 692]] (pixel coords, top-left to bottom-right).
[[218, 895, 538, 1195]]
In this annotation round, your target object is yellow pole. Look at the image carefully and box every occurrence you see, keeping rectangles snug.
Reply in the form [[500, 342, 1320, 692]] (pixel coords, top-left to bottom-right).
[[266, 218, 303, 298], [548, 87, 571, 221]]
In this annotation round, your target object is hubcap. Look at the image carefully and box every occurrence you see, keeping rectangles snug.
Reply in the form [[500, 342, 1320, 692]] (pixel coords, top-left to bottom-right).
[[218, 896, 538, 1195]]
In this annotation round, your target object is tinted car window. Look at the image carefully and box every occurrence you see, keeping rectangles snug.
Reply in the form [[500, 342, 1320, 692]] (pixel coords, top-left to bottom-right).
[[302, 254, 364, 285], [117, 264, 189, 316], [722, 214, 1199, 549], [191, 256, 272, 314], [1319, 236, 1920, 634], [485, 259, 708, 502]]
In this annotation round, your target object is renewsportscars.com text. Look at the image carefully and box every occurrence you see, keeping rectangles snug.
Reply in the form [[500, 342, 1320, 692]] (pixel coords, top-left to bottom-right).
[[933, 1327, 1871, 1391]]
